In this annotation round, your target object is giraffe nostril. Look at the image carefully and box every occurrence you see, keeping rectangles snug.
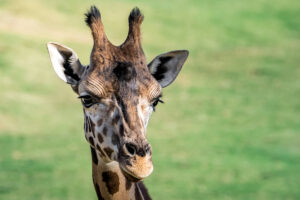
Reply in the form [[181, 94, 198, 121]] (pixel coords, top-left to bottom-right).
[[125, 143, 136, 156]]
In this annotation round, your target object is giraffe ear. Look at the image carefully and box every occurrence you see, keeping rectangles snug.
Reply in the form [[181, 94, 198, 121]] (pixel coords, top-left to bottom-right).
[[148, 50, 189, 88], [47, 42, 85, 85]]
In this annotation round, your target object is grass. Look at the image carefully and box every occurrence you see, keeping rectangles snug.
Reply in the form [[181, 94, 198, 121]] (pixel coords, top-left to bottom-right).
[[0, 0, 300, 199]]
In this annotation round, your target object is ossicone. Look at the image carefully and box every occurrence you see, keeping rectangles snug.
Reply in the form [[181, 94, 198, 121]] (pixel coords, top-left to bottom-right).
[[84, 6, 108, 48]]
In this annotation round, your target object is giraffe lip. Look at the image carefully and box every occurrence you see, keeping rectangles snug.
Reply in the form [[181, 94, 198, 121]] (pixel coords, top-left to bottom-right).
[[120, 166, 143, 182]]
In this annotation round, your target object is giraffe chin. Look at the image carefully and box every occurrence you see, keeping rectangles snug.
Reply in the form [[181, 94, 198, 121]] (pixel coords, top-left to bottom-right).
[[119, 164, 153, 183], [120, 168, 142, 182]]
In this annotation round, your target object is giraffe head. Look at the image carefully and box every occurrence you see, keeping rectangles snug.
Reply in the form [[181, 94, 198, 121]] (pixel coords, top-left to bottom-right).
[[47, 6, 188, 181]]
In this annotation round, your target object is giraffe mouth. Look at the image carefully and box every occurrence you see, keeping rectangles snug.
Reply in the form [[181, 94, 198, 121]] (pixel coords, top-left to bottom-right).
[[120, 166, 143, 182]]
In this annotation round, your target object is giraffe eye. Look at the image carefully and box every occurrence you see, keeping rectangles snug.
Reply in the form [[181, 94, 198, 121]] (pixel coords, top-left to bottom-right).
[[79, 95, 94, 108]]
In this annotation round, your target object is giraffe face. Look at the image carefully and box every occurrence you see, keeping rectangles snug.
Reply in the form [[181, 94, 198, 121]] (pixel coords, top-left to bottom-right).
[[47, 6, 188, 181], [79, 60, 161, 180]]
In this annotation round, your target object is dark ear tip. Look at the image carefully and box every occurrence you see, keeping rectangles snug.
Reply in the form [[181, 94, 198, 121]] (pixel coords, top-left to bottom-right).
[[183, 50, 189, 57], [176, 50, 189, 59]]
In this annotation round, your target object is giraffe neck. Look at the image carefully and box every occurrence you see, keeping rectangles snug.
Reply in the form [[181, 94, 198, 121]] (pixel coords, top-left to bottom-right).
[[90, 147, 152, 200]]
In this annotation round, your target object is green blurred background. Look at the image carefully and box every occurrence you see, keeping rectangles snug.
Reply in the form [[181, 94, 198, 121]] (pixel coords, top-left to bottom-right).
[[0, 0, 299, 199]]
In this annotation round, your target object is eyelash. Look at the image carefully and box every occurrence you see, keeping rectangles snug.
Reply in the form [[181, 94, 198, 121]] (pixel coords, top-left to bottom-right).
[[78, 95, 95, 108], [152, 97, 164, 111]]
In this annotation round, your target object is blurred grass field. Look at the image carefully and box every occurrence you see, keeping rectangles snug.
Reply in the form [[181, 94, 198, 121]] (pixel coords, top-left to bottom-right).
[[0, 0, 300, 199]]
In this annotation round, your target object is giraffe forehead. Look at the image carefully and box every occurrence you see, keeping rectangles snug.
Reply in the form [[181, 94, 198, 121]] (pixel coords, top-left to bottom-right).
[[79, 66, 161, 100], [90, 44, 147, 73]]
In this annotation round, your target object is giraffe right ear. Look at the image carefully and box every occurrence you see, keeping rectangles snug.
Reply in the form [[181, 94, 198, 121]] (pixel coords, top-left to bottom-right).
[[148, 50, 189, 88], [47, 42, 85, 85]]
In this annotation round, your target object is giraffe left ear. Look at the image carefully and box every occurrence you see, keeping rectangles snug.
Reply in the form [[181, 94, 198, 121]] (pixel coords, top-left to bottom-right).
[[148, 50, 189, 88], [47, 42, 85, 85]]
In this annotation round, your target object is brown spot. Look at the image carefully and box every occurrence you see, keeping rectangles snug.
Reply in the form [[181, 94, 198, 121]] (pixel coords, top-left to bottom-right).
[[89, 136, 95, 146], [98, 133, 103, 143], [137, 181, 151, 200], [104, 147, 113, 158], [97, 118, 103, 126], [125, 178, 132, 191], [102, 171, 120, 195], [119, 124, 124, 136], [108, 103, 115, 114], [90, 118, 96, 137], [94, 182, 105, 200], [112, 114, 120, 125], [135, 184, 143, 200], [90, 146, 98, 165], [103, 127, 107, 136], [96, 144, 106, 157], [85, 116, 95, 136], [113, 62, 136, 82], [85, 116, 92, 132], [111, 133, 120, 146]]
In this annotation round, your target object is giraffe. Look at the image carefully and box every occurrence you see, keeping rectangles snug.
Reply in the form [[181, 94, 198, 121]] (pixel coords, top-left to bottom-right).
[[47, 6, 188, 200]]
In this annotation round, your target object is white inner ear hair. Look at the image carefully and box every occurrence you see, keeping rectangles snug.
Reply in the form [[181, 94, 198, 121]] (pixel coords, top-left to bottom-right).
[[47, 43, 68, 82], [149, 59, 161, 74]]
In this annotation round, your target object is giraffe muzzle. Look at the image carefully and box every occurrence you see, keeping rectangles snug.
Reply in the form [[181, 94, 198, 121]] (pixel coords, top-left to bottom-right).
[[119, 142, 153, 181]]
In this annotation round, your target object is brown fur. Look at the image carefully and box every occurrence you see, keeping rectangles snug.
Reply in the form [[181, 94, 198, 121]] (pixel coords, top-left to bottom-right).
[[97, 133, 104, 143], [102, 127, 107, 136], [111, 133, 120, 146], [125, 178, 132, 191], [83, 6, 160, 200], [104, 147, 113, 159], [102, 171, 120, 195], [91, 152, 152, 200], [96, 144, 106, 158], [48, 4, 188, 199], [97, 118, 103, 126], [94, 181, 105, 200]]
